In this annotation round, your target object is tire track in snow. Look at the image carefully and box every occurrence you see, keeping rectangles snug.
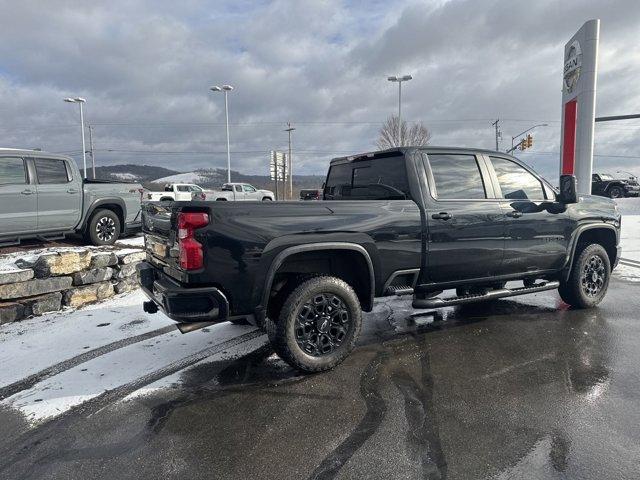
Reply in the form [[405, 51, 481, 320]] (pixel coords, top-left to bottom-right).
[[0, 328, 266, 477], [0, 325, 176, 401]]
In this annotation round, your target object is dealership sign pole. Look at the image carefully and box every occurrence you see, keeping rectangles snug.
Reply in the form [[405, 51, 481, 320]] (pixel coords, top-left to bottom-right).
[[560, 19, 599, 195]]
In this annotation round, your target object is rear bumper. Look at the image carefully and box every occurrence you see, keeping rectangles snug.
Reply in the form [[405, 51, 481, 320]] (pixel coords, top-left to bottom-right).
[[137, 262, 229, 322]]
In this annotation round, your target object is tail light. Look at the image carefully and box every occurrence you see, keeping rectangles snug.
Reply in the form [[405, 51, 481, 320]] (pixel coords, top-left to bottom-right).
[[178, 212, 209, 270]]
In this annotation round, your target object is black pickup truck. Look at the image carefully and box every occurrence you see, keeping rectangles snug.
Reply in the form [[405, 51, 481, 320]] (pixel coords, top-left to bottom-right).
[[138, 147, 621, 372]]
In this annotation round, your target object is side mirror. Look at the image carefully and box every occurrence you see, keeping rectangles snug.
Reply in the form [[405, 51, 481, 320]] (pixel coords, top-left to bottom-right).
[[558, 175, 578, 204]]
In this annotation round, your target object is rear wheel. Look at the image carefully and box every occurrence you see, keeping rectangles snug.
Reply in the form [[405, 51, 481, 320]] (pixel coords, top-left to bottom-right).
[[86, 209, 121, 246], [558, 243, 610, 308], [262, 197, 272, 201], [608, 186, 623, 199], [266, 276, 362, 372]]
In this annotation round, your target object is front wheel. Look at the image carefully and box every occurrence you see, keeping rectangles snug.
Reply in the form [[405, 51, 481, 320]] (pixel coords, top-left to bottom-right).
[[262, 197, 273, 201], [558, 243, 611, 308], [608, 186, 623, 199], [266, 276, 362, 373], [86, 209, 121, 246]]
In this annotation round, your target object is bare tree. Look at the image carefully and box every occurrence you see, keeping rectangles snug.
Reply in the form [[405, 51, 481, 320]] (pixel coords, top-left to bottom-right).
[[376, 115, 431, 149]]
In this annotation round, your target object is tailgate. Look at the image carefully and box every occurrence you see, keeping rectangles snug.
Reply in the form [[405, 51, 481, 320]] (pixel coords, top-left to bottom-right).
[[141, 202, 178, 267]]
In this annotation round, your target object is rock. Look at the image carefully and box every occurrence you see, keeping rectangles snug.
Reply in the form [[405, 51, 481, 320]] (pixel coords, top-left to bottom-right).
[[114, 276, 139, 294], [0, 277, 72, 300], [0, 267, 34, 285], [0, 302, 26, 324], [72, 267, 114, 286], [118, 251, 146, 265], [18, 292, 63, 316], [63, 281, 114, 308], [18, 251, 92, 277], [114, 262, 139, 279], [90, 252, 118, 268]]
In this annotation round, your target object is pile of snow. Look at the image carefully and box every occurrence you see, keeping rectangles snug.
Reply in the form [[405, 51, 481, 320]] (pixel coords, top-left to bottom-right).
[[110, 172, 140, 181], [152, 171, 206, 184], [151, 169, 225, 185]]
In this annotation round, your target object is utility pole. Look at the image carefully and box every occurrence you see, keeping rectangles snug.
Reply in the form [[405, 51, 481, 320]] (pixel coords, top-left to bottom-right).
[[88, 124, 96, 178], [285, 122, 295, 200], [491, 119, 501, 151]]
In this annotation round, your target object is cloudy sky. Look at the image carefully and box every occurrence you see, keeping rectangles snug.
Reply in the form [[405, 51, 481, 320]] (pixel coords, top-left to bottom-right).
[[1, 0, 640, 180]]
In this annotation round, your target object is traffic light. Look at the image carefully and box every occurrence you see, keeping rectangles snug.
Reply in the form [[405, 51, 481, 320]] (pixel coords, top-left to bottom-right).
[[526, 134, 533, 148], [519, 138, 527, 150]]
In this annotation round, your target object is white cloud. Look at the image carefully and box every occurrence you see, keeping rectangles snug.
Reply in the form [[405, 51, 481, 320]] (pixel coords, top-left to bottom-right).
[[0, 0, 639, 180]]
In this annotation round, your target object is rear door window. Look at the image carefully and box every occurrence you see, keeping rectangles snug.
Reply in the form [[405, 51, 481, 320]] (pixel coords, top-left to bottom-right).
[[427, 153, 487, 199], [0, 157, 27, 185], [34, 158, 71, 184], [324, 154, 410, 200]]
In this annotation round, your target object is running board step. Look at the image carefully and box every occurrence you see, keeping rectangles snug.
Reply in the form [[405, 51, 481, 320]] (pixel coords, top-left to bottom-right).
[[412, 281, 560, 309], [385, 284, 414, 296]]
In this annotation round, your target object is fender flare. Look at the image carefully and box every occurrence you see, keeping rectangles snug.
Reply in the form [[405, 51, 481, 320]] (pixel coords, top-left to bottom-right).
[[562, 223, 618, 281], [81, 197, 127, 231], [259, 242, 376, 311]]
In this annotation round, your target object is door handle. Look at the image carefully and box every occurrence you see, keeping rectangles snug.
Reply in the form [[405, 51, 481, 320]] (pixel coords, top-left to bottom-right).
[[506, 210, 523, 218], [67, 188, 79, 194], [20, 189, 34, 195], [432, 212, 452, 220]]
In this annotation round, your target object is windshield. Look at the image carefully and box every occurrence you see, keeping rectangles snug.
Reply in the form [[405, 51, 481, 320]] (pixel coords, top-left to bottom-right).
[[600, 174, 614, 180]]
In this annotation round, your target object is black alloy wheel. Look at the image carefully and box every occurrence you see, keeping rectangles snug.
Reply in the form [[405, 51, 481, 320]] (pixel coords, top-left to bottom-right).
[[558, 243, 610, 308], [294, 293, 351, 356], [266, 275, 362, 372], [580, 254, 606, 297]]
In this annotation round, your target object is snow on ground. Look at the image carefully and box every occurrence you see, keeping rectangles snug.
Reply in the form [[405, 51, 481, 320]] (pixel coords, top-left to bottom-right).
[[151, 172, 206, 184], [0, 290, 265, 424], [110, 172, 140, 181], [620, 214, 640, 263]]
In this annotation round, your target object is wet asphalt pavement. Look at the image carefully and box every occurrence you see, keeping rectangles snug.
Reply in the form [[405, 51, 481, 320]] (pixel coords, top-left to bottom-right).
[[1, 275, 639, 480]]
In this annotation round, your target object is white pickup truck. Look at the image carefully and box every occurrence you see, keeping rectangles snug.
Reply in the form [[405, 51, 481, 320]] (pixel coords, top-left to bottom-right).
[[146, 184, 207, 202], [209, 183, 275, 201]]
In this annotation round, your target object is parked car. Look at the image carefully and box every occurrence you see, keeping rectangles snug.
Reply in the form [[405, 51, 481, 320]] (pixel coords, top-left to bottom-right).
[[591, 173, 640, 198], [300, 189, 321, 200], [138, 147, 620, 372], [0, 148, 142, 246], [146, 183, 206, 202], [209, 183, 275, 201]]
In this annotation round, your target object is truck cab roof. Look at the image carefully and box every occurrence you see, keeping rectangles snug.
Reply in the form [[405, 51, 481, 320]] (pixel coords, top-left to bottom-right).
[[329, 146, 519, 165]]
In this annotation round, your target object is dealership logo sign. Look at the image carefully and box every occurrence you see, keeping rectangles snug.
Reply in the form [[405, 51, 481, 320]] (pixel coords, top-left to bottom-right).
[[564, 40, 582, 94]]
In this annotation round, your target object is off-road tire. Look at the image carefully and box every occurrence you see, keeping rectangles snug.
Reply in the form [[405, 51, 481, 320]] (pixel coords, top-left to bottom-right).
[[608, 186, 623, 199], [266, 275, 362, 373], [558, 243, 610, 308], [86, 209, 121, 246]]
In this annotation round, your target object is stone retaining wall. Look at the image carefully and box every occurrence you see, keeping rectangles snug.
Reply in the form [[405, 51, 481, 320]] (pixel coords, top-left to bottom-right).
[[0, 247, 145, 324]]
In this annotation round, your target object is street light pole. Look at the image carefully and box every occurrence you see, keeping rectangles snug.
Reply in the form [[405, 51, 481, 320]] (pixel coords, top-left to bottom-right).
[[210, 84, 234, 183], [88, 124, 96, 178], [64, 97, 87, 178], [387, 75, 412, 145], [284, 122, 295, 200]]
